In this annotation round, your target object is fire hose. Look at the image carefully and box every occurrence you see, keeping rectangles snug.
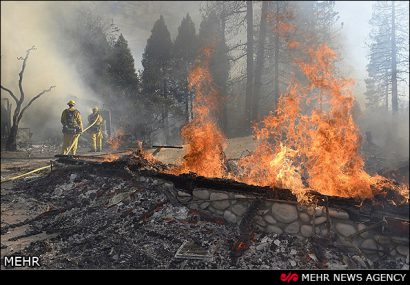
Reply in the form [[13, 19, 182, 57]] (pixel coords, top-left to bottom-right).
[[1, 164, 52, 184], [63, 115, 101, 155], [1, 116, 102, 184]]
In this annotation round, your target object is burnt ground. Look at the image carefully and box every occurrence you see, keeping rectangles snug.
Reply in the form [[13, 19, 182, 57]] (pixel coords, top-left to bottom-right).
[[1, 139, 408, 270], [1, 164, 408, 270]]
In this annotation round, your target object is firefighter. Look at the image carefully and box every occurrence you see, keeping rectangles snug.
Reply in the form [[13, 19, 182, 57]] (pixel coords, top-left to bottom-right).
[[61, 100, 83, 155], [88, 107, 104, 152]]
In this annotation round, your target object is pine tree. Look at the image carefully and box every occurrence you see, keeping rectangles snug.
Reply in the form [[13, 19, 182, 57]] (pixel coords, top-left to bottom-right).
[[198, 11, 230, 132], [142, 15, 173, 95], [141, 15, 173, 143], [365, 16, 391, 110], [314, 1, 340, 48], [366, 1, 409, 113], [108, 34, 139, 98], [172, 14, 198, 122], [173, 14, 198, 65]]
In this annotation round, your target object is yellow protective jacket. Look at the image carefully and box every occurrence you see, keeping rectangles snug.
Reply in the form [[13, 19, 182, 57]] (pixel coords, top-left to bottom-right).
[[88, 112, 104, 132], [61, 107, 83, 131]]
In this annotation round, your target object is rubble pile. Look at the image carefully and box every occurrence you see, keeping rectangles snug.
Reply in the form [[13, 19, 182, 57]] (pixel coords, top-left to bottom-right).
[[1, 166, 408, 269]]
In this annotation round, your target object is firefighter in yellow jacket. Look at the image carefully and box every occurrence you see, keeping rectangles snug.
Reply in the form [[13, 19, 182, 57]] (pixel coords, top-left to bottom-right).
[[88, 107, 104, 152], [61, 100, 83, 155]]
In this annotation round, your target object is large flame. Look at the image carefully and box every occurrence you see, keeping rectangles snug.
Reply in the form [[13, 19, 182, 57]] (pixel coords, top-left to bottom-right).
[[169, 44, 408, 203], [236, 45, 391, 201], [169, 48, 227, 178]]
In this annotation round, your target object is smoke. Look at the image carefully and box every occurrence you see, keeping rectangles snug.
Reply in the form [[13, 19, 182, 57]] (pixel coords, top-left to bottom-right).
[[357, 109, 410, 167], [1, 1, 408, 166], [1, 1, 102, 142], [88, 1, 202, 70], [1, 1, 203, 143]]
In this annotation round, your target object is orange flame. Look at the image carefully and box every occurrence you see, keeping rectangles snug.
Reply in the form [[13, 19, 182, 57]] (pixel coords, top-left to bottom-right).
[[169, 48, 227, 177], [101, 153, 120, 163], [235, 44, 408, 202], [168, 44, 408, 203], [136, 140, 159, 164], [100, 128, 126, 162], [107, 128, 125, 151], [287, 40, 299, 49]]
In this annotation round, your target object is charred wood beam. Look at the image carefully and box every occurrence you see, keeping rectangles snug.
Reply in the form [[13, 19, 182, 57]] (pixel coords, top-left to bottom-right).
[[53, 157, 409, 224], [151, 145, 183, 149]]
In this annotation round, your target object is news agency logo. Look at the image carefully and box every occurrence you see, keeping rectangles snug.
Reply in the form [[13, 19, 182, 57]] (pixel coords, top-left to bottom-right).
[[3, 256, 41, 268], [280, 272, 299, 283]]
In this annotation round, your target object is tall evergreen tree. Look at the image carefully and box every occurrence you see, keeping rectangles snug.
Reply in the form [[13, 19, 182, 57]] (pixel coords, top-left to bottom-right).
[[365, 16, 391, 111], [173, 14, 198, 64], [244, 1, 254, 127], [366, 1, 409, 113], [252, 1, 269, 122], [198, 11, 230, 132], [106, 33, 140, 128], [142, 15, 173, 95], [141, 15, 173, 143], [313, 1, 340, 48], [108, 34, 139, 98], [172, 13, 198, 122]]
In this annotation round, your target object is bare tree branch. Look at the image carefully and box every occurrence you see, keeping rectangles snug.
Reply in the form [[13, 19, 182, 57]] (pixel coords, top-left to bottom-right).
[[18, 85, 55, 123], [0, 85, 18, 104], [17, 46, 36, 104]]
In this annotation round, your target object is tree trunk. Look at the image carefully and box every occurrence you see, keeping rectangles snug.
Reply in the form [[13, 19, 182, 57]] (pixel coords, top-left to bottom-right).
[[220, 1, 228, 134], [189, 91, 193, 121], [245, 1, 254, 128], [252, 1, 269, 122], [162, 77, 170, 144], [6, 99, 23, 151], [6, 124, 18, 151], [391, 1, 398, 113], [184, 71, 190, 124], [273, 1, 280, 111], [185, 89, 190, 123], [385, 82, 389, 112]]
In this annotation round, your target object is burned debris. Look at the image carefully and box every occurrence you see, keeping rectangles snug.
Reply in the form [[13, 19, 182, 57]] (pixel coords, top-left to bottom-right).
[[1, 149, 408, 269]]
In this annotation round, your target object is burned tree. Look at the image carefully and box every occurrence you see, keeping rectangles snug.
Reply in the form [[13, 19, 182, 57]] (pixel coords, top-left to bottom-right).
[[252, 1, 269, 122], [366, 1, 409, 112], [245, 1, 254, 127], [0, 46, 55, 151]]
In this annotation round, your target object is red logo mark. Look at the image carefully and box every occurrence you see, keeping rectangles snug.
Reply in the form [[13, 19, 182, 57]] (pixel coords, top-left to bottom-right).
[[280, 272, 299, 283]]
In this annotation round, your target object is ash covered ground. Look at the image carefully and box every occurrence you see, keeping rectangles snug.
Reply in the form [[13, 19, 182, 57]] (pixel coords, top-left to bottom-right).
[[1, 164, 408, 270]]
